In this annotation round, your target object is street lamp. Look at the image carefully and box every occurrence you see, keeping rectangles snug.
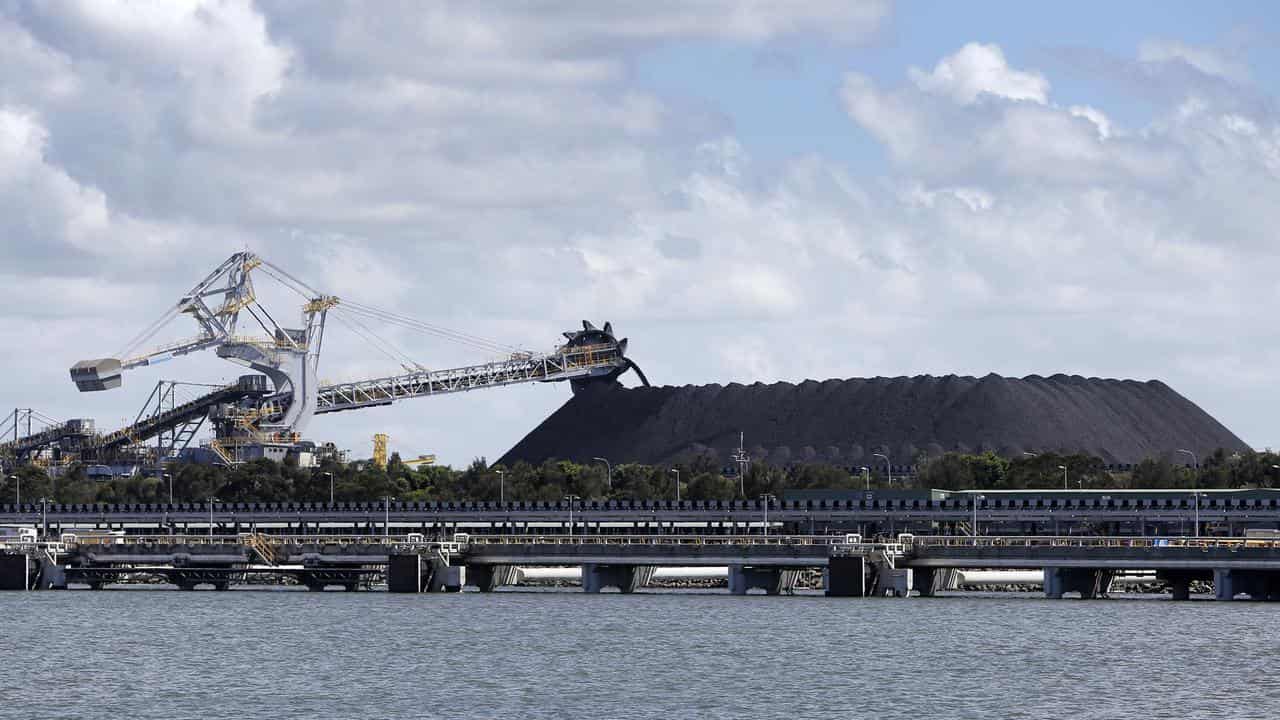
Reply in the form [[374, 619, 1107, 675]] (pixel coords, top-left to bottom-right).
[[208, 497, 220, 538], [7, 474, 17, 507], [564, 495, 580, 537], [323, 472, 334, 505], [760, 493, 775, 536], [384, 495, 397, 538], [38, 497, 48, 540], [164, 472, 173, 506], [1057, 465, 1068, 491], [496, 469, 506, 505], [670, 468, 680, 502], [972, 494, 985, 542], [1177, 449, 1199, 537], [730, 432, 749, 497], [1176, 448, 1198, 473], [592, 457, 612, 489], [859, 466, 869, 491], [873, 453, 892, 487], [1021, 452, 1040, 487], [1193, 490, 1201, 538]]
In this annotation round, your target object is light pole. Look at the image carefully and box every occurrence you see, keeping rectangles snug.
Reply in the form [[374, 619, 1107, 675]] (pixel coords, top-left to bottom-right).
[[323, 472, 334, 505], [384, 495, 396, 538], [1177, 449, 1198, 537], [208, 497, 220, 538], [1058, 465, 1068, 491], [39, 497, 47, 540], [1176, 448, 1198, 473], [1193, 491, 1201, 538], [164, 472, 173, 506], [730, 431, 749, 497], [760, 493, 775, 536], [859, 466, 869, 491], [972, 494, 985, 542], [592, 457, 612, 489], [1020, 452, 1037, 486], [671, 468, 680, 502], [873, 453, 891, 487], [7, 474, 17, 507], [564, 495, 580, 537], [496, 469, 506, 505]]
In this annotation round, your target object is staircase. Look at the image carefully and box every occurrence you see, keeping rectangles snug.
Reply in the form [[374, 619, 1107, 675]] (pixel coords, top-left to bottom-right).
[[243, 533, 282, 566], [207, 438, 234, 466]]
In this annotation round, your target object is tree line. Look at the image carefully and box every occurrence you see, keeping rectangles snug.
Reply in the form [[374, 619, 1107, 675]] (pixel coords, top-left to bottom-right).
[[2, 447, 1277, 506]]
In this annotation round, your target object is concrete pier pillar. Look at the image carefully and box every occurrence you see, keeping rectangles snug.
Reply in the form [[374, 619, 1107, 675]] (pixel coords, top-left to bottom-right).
[[387, 553, 428, 593], [581, 564, 652, 593], [1213, 569, 1279, 601], [36, 558, 66, 590], [1214, 569, 1236, 601], [427, 562, 464, 593], [1158, 570, 1197, 601], [1043, 567, 1104, 599], [873, 568, 914, 597], [468, 565, 519, 593], [824, 556, 866, 597], [0, 553, 31, 591], [913, 568, 938, 597], [728, 565, 798, 595]]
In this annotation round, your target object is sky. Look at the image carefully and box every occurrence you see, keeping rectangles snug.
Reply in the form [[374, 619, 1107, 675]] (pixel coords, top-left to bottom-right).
[[2, 0, 1279, 465]]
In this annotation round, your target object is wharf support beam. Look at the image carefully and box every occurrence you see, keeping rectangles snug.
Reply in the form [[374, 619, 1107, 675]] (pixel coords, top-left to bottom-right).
[[387, 553, 464, 593], [0, 553, 31, 590], [1042, 567, 1116, 599], [581, 564, 654, 593], [728, 565, 800, 595], [466, 564, 519, 593], [1213, 569, 1280, 601], [824, 556, 866, 597]]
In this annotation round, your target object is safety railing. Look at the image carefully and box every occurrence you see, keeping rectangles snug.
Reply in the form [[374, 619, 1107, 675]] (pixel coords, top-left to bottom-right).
[[100, 534, 435, 546], [459, 534, 846, 547], [903, 535, 1280, 550]]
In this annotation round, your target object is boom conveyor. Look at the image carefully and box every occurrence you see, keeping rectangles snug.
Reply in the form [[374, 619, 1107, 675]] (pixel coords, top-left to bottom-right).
[[51, 253, 647, 465]]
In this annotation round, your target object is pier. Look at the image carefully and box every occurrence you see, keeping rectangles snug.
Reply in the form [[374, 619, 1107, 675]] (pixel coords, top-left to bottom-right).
[[5, 489, 1280, 539], [5, 533, 1280, 600]]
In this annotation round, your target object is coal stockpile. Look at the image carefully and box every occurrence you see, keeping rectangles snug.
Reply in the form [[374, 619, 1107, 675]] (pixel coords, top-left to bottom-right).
[[499, 374, 1250, 467]]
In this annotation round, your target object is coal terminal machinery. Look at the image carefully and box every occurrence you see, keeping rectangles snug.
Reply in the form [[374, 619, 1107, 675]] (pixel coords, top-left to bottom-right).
[[1, 252, 648, 473]]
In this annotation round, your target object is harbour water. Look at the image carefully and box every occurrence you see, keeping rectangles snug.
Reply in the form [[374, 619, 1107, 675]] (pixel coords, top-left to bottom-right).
[[1, 589, 1277, 719]]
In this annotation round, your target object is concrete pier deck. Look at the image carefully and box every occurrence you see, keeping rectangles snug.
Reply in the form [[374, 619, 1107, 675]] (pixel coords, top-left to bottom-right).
[[5, 533, 1280, 600]]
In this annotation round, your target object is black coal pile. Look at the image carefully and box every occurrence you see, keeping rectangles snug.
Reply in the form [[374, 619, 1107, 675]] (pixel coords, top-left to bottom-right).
[[499, 374, 1249, 467]]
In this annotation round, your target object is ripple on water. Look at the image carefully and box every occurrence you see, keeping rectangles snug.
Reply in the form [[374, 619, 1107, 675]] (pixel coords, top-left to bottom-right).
[[0, 590, 1276, 720]]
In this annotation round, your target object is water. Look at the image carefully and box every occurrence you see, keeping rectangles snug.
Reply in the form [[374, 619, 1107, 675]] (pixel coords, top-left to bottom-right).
[[2, 589, 1278, 719]]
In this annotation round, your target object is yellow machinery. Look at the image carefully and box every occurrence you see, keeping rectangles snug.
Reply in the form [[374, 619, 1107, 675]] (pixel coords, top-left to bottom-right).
[[372, 433, 388, 470], [404, 454, 436, 468]]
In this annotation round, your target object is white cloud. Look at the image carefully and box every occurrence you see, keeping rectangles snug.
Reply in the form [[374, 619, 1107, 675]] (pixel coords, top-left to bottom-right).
[[908, 42, 1049, 105], [1139, 39, 1250, 83], [1069, 105, 1112, 139]]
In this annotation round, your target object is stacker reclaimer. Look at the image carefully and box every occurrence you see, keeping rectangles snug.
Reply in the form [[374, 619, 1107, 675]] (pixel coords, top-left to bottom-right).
[[3, 252, 646, 470]]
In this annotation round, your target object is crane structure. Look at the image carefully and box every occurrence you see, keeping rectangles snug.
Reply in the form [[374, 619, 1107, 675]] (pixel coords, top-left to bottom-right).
[[2, 252, 647, 472]]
